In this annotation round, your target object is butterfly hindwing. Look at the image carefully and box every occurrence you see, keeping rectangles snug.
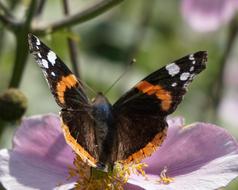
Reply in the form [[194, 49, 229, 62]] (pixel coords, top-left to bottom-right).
[[28, 34, 89, 109], [60, 110, 101, 168], [113, 51, 207, 163]]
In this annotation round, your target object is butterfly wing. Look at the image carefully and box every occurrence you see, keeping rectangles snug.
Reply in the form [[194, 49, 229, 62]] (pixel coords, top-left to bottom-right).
[[28, 34, 101, 168], [28, 34, 89, 109], [113, 51, 207, 163]]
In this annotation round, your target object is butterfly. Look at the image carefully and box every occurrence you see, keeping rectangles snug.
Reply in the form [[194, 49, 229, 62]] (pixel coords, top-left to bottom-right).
[[28, 33, 207, 171]]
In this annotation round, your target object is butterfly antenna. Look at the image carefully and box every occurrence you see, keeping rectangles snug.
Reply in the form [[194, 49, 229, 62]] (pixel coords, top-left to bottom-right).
[[78, 79, 97, 96], [104, 58, 136, 95]]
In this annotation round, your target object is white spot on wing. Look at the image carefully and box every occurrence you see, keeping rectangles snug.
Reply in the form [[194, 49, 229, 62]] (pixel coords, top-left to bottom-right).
[[166, 63, 180, 76], [36, 38, 40, 46], [192, 60, 196, 64], [37, 53, 42, 58], [190, 66, 194, 72], [47, 51, 57, 65], [180, 72, 190, 81], [189, 54, 194, 60], [41, 59, 49, 68], [171, 82, 177, 87]]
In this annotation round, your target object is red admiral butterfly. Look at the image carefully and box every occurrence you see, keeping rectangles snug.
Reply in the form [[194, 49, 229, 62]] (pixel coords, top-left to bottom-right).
[[28, 34, 207, 170]]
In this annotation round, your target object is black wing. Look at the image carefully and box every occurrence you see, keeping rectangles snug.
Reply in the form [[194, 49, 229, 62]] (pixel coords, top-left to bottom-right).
[[113, 51, 207, 163], [28, 34, 89, 109]]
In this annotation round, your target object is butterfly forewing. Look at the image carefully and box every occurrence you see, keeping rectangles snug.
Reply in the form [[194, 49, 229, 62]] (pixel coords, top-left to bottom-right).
[[113, 51, 207, 163], [28, 34, 89, 109]]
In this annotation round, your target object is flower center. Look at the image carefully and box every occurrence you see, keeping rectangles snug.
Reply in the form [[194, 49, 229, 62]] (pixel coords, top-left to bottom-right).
[[68, 155, 147, 190]]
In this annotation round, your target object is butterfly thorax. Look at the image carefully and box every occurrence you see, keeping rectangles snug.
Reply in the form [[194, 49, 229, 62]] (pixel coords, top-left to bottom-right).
[[92, 93, 113, 122], [92, 93, 115, 164]]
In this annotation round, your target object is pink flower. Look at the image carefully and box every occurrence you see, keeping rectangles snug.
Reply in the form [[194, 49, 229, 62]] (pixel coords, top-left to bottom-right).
[[181, 0, 238, 32], [0, 114, 238, 190]]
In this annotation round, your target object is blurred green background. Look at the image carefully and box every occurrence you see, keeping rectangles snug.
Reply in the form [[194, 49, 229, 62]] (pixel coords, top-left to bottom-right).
[[0, 0, 237, 189]]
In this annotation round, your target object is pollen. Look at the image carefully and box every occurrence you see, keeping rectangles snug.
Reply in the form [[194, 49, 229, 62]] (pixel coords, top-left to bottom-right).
[[67, 154, 148, 190], [157, 166, 174, 184]]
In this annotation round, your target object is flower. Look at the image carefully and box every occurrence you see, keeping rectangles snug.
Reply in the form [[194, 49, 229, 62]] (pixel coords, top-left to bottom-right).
[[181, 0, 238, 32], [0, 114, 238, 190]]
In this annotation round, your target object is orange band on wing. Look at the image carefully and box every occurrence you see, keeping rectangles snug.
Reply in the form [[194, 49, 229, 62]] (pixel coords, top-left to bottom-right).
[[61, 122, 98, 168], [123, 128, 167, 164], [56, 74, 78, 104], [136, 81, 172, 111]]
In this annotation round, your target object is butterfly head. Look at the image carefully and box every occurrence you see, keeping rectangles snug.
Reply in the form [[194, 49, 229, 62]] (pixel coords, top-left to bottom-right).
[[91, 92, 109, 103], [92, 93, 113, 122]]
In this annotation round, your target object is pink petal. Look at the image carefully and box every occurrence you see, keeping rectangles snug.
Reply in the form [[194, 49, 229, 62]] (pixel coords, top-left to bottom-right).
[[145, 121, 238, 176], [128, 154, 238, 190], [128, 120, 238, 189], [0, 149, 75, 190], [13, 114, 74, 167], [0, 114, 76, 189], [181, 0, 237, 32]]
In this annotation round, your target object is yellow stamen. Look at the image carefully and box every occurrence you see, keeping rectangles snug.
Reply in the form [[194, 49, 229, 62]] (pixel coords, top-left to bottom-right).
[[158, 166, 174, 184], [67, 154, 148, 190]]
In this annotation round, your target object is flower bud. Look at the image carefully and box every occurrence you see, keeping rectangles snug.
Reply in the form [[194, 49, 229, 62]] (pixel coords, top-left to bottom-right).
[[0, 88, 27, 122]]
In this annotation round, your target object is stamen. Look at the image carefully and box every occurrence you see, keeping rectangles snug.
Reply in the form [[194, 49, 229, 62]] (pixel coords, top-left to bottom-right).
[[67, 154, 148, 189], [158, 166, 174, 184]]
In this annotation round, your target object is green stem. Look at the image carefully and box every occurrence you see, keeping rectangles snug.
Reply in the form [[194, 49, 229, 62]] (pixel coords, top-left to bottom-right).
[[0, 1, 14, 18], [62, 0, 80, 78], [9, 0, 37, 88], [126, 0, 155, 60], [35, 0, 46, 16], [0, 13, 20, 32], [4, 0, 124, 87], [33, 0, 124, 35], [0, 119, 6, 140]]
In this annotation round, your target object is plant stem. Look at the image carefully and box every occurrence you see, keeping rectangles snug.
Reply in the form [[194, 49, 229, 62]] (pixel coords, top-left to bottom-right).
[[0, 1, 14, 18], [33, 0, 124, 35], [62, 0, 80, 78], [9, 0, 37, 88], [35, 0, 46, 16], [0, 0, 124, 87], [126, 0, 155, 60]]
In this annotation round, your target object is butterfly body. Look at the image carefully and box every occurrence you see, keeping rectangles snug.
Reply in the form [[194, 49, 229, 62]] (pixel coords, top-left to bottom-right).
[[91, 93, 115, 165], [28, 34, 207, 171], [61, 93, 117, 169]]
